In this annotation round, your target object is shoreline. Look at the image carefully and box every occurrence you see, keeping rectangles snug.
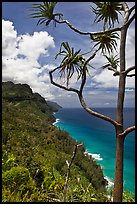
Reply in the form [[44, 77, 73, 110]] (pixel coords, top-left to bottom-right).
[[52, 117, 114, 190], [53, 109, 135, 195], [83, 151, 114, 189], [52, 115, 134, 195], [52, 118, 60, 125]]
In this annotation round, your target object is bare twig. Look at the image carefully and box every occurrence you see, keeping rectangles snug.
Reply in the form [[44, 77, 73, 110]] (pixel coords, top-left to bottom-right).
[[63, 143, 83, 202]]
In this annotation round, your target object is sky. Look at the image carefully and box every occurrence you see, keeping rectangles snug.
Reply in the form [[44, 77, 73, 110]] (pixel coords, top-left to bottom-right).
[[2, 2, 135, 108]]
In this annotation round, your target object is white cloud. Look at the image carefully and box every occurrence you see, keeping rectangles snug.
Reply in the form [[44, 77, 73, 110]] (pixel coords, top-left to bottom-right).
[[2, 20, 18, 58], [17, 32, 54, 61], [90, 24, 135, 91], [126, 27, 135, 67], [2, 19, 57, 100], [2, 13, 135, 108], [92, 69, 119, 89]]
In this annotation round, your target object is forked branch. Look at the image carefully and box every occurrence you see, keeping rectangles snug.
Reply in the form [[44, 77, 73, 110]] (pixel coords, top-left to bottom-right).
[[49, 66, 120, 128], [119, 125, 135, 137]]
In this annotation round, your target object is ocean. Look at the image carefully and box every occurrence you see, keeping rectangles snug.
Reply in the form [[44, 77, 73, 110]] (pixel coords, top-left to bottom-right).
[[53, 107, 135, 195]]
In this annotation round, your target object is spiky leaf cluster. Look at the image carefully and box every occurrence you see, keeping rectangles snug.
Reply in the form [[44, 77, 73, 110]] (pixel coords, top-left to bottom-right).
[[93, 32, 119, 54], [102, 54, 120, 69], [92, 2, 123, 29], [29, 2, 63, 27], [55, 42, 92, 86]]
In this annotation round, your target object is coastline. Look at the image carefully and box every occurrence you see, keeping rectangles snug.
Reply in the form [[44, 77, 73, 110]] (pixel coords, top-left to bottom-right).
[[52, 118, 60, 125], [83, 151, 114, 189], [52, 117, 114, 190], [52, 110, 135, 195]]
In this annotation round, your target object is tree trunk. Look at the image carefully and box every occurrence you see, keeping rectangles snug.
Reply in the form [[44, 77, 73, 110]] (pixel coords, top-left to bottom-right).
[[113, 134, 125, 202], [113, 4, 129, 200], [113, 130, 125, 202]]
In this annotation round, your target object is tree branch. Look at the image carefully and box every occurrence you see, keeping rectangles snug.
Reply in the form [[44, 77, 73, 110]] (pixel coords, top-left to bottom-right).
[[129, 5, 135, 16], [125, 13, 135, 28], [125, 66, 135, 74], [119, 125, 135, 137], [91, 27, 122, 35], [49, 67, 79, 94], [55, 18, 122, 40], [55, 19, 94, 39], [107, 67, 120, 76], [126, 74, 135, 77], [78, 92, 120, 127], [80, 51, 97, 93], [49, 66, 121, 128], [108, 66, 135, 77], [63, 143, 83, 202]]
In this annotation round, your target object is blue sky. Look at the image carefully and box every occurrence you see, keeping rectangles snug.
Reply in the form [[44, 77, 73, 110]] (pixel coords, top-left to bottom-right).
[[2, 2, 135, 108]]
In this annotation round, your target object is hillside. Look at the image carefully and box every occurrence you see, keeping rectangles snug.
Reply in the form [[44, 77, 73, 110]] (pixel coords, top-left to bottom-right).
[[2, 81, 108, 202], [46, 101, 62, 112]]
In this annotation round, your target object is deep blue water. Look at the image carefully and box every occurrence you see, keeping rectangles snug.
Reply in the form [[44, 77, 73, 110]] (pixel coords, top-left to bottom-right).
[[53, 108, 135, 194]]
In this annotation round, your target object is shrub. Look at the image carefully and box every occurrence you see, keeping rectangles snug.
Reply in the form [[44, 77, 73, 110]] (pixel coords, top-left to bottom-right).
[[2, 166, 36, 194]]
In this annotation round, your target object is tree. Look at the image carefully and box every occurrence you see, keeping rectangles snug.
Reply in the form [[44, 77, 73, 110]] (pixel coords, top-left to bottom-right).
[[29, 2, 135, 202]]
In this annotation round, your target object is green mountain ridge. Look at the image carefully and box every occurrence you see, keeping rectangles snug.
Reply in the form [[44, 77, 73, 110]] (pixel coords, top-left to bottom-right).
[[2, 81, 109, 202]]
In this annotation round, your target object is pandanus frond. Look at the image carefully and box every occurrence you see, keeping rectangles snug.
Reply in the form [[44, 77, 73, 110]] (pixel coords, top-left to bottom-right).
[[55, 42, 93, 86], [29, 2, 63, 27], [92, 32, 119, 54], [91, 2, 123, 29], [102, 54, 120, 69]]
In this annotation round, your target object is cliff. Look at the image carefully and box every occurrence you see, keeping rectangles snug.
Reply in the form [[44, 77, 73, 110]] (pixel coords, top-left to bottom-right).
[[2, 81, 108, 202]]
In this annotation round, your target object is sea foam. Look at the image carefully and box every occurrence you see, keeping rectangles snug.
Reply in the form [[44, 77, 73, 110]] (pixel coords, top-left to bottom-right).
[[84, 151, 103, 161], [104, 176, 114, 188], [53, 118, 60, 125]]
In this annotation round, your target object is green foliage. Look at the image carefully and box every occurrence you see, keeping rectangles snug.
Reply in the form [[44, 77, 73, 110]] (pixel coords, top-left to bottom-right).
[[29, 2, 63, 27], [2, 166, 36, 194], [2, 81, 108, 202], [107, 188, 135, 202], [3, 81, 134, 202], [122, 190, 135, 202], [55, 42, 85, 86], [56, 181, 109, 202], [102, 54, 120, 69], [92, 31, 119, 54], [92, 2, 123, 29], [55, 42, 94, 86], [2, 150, 16, 172], [42, 168, 65, 192]]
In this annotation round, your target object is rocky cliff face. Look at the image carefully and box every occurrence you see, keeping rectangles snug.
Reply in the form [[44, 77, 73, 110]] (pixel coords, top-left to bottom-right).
[[2, 81, 61, 113]]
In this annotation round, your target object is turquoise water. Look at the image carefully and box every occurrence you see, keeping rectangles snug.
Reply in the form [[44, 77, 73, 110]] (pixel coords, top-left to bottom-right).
[[53, 108, 135, 194]]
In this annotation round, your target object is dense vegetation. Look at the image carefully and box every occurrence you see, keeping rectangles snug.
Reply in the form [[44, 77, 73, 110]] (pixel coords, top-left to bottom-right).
[[2, 81, 108, 202], [2, 81, 134, 202]]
